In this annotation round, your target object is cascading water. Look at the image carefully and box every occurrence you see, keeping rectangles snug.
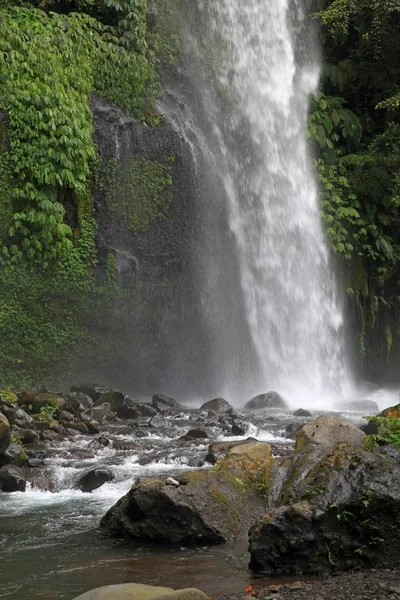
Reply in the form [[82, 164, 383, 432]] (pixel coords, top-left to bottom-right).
[[160, 0, 352, 405]]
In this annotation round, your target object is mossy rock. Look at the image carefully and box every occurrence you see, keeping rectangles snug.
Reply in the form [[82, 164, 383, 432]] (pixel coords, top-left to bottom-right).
[[380, 404, 400, 418], [18, 393, 65, 414], [0, 442, 28, 466], [64, 422, 89, 434], [100, 441, 273, 544], [0, 413, 11, 454], [0, 390, 18, 404], [93, 390, 125, 412]]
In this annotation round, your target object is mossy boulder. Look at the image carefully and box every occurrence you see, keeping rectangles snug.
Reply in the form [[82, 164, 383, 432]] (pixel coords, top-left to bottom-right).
[[100, 441, 273, 545], [17, 393, 65, 414], [93, 390, 125, 412], [0, 413, 11, 454], [0, 390, 18, 404], [379, 403, 400, 418], [64, 422, 89, 434], [0, 442, 28, 466], [249, 418, 400, 575], [72, 584, 209, 600]]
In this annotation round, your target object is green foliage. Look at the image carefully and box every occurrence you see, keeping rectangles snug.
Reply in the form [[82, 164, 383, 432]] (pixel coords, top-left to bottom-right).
[[10, 432, 23, 445], [364, 416, 400, 448], [310, 0, 400, 370]]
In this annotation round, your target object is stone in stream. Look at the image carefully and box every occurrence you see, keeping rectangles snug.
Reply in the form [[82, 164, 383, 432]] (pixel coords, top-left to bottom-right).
[[293, 408, 312, 417], [93, 390, 125, 412], [0, 442, 28, 466], [180, 428, 212, 440], [91, 402, 112, 423], [100, 441, 273, 544], [152, 393, 183, 413], [0, 464, 26, 492], [70, 384, 109, 402], [71, 584, 208, 600], [75, 468, 114, 493], [244, 391, 287, 411], [0, 413, 11, 454], [200, 397, 232, 412], [248, 415, 400, 575]]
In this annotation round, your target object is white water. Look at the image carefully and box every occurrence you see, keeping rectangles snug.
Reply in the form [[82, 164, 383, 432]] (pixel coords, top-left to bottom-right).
[[167, 0, 353, 407]]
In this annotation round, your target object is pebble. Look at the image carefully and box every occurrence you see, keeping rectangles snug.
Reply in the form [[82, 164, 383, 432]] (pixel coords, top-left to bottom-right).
[[165, 477, 180, 486]]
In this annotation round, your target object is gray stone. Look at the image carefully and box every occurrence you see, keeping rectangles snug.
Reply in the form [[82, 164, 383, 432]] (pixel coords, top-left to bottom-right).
[[244, 391, 287, 411], [200, 398, 232, 412], [91, 402, 111, 423], [0, 464, 26, 492], [75, 468, 114, 493]]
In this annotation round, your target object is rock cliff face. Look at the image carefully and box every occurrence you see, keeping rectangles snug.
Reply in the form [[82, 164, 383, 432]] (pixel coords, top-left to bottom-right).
[[89, 94, 205, 395]]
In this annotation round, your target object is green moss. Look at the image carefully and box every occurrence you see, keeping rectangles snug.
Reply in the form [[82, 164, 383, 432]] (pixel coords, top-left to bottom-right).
[[101, 154, 175, 233], [0, 390, 17, 403]]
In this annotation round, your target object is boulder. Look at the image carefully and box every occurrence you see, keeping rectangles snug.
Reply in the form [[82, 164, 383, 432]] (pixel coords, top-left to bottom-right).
[[100, 441, 273, 545], [295, 415, 365, 453], [75, 468, 114, 492], [93, 390, 125, 412], [336, 399, 379, 413], [200, 398, 232, 412], [152, 393, 182, 413], [249, 441, 400, 575], [0, 413, 11, 454], [116, 397, 141, 419], [91, 402, 112, 423], [244, 391, 287, 411], [15, 428, 40, 444], [0, 442, 28, 466], [379, 403, 400, 418], [66, 391, 94, 411], [0, 464, 26, 492], [293, 408, 312, 417], [18, 392, 66, 414], [71, 584, 208, 600], [63, 422, 89, 435], [181, 428, 212, 440], [231, 421, 247, 436], [70, 384, 109, 402], [14, 408, 34, 429], [0, 390, 18, 404]]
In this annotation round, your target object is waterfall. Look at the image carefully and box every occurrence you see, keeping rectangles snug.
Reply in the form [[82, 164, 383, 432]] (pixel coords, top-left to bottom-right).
[[159, 0, 352, 405]]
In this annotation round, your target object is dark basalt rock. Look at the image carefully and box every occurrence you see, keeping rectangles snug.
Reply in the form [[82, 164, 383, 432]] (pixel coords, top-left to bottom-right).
[[152, 394, 183, 413], [200, 398, 232, 413], [70, 384, 109, 402], [0, 464, 26, 492], [100, 441, 273, 545], [75, 468, 114, 493], [248, 415, 400, 575], [293, 408, 312, 417], [244, 391, 287, 411]]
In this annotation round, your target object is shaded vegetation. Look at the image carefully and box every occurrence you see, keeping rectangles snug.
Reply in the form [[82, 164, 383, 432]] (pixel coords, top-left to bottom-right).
[[309, 0, 400, 376]]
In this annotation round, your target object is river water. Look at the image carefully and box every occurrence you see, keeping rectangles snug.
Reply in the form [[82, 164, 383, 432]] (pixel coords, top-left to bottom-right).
[[1, 389, 397, 599]]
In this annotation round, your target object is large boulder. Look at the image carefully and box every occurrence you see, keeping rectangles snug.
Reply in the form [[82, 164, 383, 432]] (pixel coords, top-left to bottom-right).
[[336, 399, 379, 413], [0, 413, 11, 454], [200, 398, 232, 412], [0, 464, 26, 492], [249, 441, 400, 574], [75, 468, 114, 492], [72, 584, 208, 600], [100, 441, 273, 545], [244, 391, 287, 411], [91, 402, 111, 423]]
